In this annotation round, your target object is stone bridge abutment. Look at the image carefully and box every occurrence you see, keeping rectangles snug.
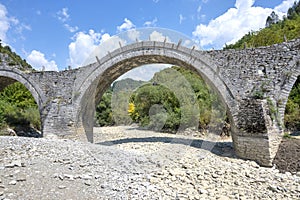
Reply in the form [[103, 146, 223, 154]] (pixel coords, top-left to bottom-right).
[[0, 38, 299, 167]]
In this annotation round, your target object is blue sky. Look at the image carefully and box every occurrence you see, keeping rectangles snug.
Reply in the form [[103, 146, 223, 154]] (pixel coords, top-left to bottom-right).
[[0, 0, 296, 74]]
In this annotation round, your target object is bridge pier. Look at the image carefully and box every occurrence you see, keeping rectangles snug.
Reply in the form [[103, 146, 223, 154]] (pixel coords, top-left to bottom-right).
[[41, 98, 77, 139], [231, 99, 283, 166]]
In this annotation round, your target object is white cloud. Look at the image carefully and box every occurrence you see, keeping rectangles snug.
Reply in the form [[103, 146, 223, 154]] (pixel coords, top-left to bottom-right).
[[117, 18, 135, 32], [144, 17, 158, 27], [183, 40, 191, 47], [0, 4, 10, 43], [68, 29, 127, 68], [153, 0, 159, 3], [68, 30, 102, 68], [9, 17, 18, 25], [64, 24, 78, 33], [149, 31, 171, 42], [101, 33, 111, 41], [27, 50, 58, 71], [192, 0, 295, 49], [235, 0, 255, 10], [197, 6, 202, 13], [127, 29, 140, 41], [56, 7, 79, 33], [198, 14, 206, 21], [202, 0, 209, 3], [15, 23, 31, 35], [57, 7, 69, 23], [179, 14, 185, 24], [83, 34, 127, 66], [0, 3, 30, 44], [274, 0, 295, 13]]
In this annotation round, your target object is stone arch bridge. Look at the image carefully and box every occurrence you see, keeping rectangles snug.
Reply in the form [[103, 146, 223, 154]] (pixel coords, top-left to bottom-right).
[[0, 39, 299, 167]]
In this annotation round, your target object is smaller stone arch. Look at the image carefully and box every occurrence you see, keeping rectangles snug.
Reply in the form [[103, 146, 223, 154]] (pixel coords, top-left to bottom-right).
[[0, 66, 46, 134]]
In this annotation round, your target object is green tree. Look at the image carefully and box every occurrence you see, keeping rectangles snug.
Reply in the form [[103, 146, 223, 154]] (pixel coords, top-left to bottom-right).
[[0, 82, 40, 130], [130, 83, 181, 131], [129, 66, 227, 132], [288, 1, 300, 19], [95, 89, 113, 126], [266, 11, 279, 27], [95, 78, 146, 126]]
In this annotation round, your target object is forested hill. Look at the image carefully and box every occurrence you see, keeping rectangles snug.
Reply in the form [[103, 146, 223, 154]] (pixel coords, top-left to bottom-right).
[[224, 0, 300, 50], [0, 41, 33, 71], [112, 78, 146, 92]]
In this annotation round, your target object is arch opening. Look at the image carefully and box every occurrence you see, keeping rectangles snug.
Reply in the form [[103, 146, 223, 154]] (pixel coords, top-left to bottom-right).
[[94, 64, 231, 137], [0, 76, 42, 137]]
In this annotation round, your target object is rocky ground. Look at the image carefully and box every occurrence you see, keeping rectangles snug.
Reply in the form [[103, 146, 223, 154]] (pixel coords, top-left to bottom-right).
[[0, 126, 299, 200], [274, 137, 300, 173]]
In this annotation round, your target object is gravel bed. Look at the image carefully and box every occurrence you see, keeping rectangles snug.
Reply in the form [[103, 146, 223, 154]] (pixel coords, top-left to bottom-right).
[[0, 126, 299, 199]]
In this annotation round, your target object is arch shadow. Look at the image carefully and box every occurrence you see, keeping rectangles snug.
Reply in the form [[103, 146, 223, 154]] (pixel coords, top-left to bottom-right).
[[96, 135, 235, 158]]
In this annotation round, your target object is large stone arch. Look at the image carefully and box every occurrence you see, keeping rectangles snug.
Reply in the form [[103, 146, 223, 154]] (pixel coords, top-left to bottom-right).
[[74, 41, 236, 142]]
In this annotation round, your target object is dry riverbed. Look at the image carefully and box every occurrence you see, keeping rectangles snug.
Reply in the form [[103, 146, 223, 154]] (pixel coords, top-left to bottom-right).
[[0, 126, 299, 199]]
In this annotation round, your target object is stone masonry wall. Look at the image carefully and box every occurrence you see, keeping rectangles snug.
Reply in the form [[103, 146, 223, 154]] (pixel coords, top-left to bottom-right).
[[28, 70, 79, 138]]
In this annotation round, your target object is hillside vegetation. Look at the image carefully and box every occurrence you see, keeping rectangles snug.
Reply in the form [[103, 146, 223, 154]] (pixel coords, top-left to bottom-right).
[[0, 40, 33, 71], [224, 1, 300, 49]]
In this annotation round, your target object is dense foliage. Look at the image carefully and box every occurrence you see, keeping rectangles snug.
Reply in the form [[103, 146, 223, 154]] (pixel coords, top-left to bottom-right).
[[129, 83, 181, 131], [95, 78, 145, 126], [0, 82, 40, 131], [128, 66, 227, 132], [95, 89, 113, 126], [224, 0, 300, 131], [112, 78, 145, 92], [96, 66, 227, 133]]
